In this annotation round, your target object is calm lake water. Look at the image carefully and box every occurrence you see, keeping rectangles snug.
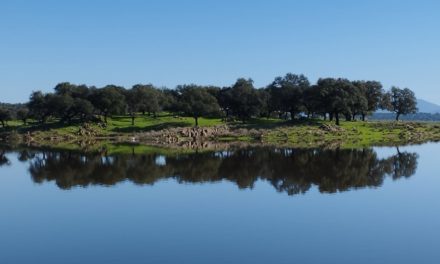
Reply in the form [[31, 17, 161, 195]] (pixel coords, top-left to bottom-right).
[[0, 143, 439, 264]]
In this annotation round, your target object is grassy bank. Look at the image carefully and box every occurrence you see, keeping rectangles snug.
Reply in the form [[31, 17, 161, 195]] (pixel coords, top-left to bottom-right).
[[2, 113, 224, 137], [1, 113, 440, 152]]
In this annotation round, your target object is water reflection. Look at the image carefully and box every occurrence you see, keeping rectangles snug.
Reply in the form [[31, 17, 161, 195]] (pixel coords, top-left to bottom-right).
[[0, 149, 11, 166], [5, 147, 418, 195]]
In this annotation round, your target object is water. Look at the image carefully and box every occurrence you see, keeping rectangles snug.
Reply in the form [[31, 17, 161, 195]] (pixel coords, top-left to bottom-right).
[[0, 143, 439, 264]]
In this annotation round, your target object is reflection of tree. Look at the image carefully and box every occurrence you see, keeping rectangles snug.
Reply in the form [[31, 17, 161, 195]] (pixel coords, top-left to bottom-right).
[[17, 150, 35, 162], [0, 149, 10, 167], [387, 147, 418, 180], [21, 147, 419, 195]]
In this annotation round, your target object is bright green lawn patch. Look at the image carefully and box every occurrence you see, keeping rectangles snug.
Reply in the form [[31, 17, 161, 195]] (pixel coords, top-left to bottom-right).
[[106, 113, 223, 133]]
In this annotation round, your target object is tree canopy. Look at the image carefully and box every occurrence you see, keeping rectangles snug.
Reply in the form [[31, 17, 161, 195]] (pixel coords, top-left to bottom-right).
[[177, 85, 220, 126], [267, 73, 310, 119], [0, 107, 12, 128], [0, 73, 419, 128], [226, 78, 263, 122], [383, 87, 418, 120]]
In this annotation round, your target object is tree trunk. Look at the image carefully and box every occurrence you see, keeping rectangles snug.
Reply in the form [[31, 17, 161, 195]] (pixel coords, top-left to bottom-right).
[[194, 116, 199, 127], [335, 113, 340, 126], [290, 111, 295, 121], [329, 113, 334, 121], [131, 116, 135, 126], [40, 115, 48, 125], [361, 113, 366, 121], [352, 113, 356, 121]]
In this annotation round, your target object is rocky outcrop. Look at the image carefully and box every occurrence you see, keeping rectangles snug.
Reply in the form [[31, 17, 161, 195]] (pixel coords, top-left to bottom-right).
[[136, 125, 233, 143], [77, 123, 101, 137], [179, 126, 230, 138], [319, 124, 345, 132]]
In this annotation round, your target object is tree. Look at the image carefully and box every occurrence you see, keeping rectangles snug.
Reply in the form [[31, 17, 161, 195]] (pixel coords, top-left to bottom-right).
[[383, 87, 418, 121], [26, 83, 95, 124], [302, 85, 320, 118], [217, 87, 234, 121], [316, 78, 352, 125], [132, 84, 162, 117], [352, 81, 384, 120], [228, 78, 262, 122], [161, 89, 180, 113], [27, 91, 52, 124], [47, 94, 75, 123], [364, 81, 384, 118], [125, 89, 140, 126], [177, 85, 220, 126], [89, 86, 126, 123], [16, 108, 29, 125], [205, 86, 222, 101], [267, 73, 309, 119], [256, 88, 271, 118], [0, 107, 12, 128], [345, 85, 368, 121], [70, 98, 95, 122]]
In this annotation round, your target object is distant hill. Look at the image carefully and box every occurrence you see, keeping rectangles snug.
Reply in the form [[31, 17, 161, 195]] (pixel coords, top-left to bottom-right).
[[417, 99, 440, 114], [371, 112, 440, 121], [375, 99, 440, 114], [371, 99, 440, 121]]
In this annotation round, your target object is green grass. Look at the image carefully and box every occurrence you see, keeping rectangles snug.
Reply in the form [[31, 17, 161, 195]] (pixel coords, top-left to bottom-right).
[[0, 113, 224, 138], [260, 120, 440, 148], [107, 113, 222, 133]]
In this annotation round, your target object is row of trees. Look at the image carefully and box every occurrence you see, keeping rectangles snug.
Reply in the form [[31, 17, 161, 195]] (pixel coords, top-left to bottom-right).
[[0, 74, 418, 127]]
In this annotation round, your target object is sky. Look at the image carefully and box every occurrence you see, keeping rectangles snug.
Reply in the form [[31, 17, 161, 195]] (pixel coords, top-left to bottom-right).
[[1, 0, 440, 104]]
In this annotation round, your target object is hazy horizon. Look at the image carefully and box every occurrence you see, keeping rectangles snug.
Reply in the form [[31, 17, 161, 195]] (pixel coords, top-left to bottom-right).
[[2, 0, 440, 104]]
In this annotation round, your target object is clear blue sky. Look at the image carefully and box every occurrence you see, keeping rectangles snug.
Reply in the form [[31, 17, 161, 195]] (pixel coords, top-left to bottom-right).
[[1, 0, 439, 104]]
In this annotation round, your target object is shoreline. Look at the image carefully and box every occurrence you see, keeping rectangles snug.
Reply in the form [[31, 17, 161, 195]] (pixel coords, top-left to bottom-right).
[[2, 120, 440, 153]]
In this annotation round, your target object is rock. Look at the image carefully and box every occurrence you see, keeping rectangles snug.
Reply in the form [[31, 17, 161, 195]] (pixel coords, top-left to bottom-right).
[[319, 124, 343, 132]]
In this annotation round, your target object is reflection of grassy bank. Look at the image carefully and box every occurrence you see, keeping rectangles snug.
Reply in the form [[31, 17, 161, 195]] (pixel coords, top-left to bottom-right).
[[1, 113, 440, 151]]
